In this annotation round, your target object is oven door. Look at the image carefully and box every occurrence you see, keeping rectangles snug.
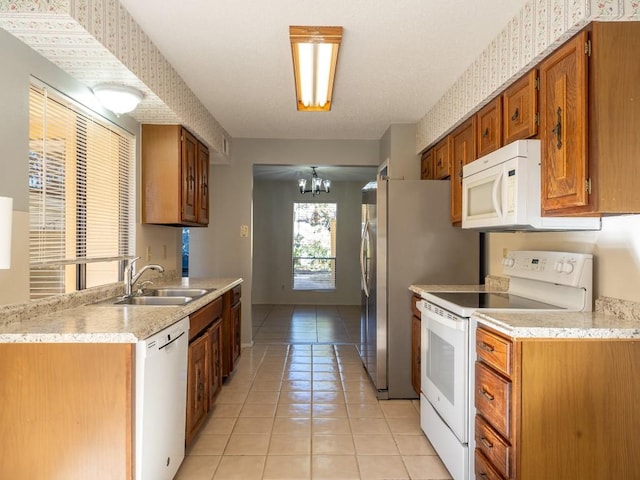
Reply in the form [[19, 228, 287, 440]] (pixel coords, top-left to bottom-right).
[[419, 301, 468, 443]]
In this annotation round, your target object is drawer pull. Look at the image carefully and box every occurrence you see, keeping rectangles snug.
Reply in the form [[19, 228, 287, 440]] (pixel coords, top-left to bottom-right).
[[479, 342, 495, 353], [480, 436, 494, 449], [479, 388, 495, 401]]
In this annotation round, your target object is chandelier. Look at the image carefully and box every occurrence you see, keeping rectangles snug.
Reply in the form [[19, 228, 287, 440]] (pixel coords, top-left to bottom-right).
[[298, 167, 331, 196]]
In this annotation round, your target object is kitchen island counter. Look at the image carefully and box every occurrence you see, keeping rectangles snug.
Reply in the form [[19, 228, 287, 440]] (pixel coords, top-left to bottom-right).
[[0, 277, 242, 343]]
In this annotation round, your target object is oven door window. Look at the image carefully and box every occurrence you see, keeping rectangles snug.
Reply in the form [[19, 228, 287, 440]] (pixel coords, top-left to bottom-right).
[[421, 309, 469, 443], [427, 330, 455, 403]]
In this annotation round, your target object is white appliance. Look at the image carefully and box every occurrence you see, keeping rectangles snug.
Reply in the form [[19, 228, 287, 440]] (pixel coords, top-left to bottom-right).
[[462, 139, 601, 231], [136, 317, 189, 480], [418, 250, 593, 480], [360, 178, 479, 399]]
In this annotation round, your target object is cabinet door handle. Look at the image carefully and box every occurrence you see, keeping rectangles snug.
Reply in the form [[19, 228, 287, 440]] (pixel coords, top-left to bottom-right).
[[480, 436, 494, 449], [551, 106, 562, 149], [479, 474, 489, 480], [479, 342, 495, 353], [482, 127, 489, 139], [511, 107, 519, 121], [479, 388, 495, 401]]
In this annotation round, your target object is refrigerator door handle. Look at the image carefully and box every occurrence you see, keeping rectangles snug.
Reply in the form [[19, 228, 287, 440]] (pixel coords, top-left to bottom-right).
[[360, 220, 370, 298]]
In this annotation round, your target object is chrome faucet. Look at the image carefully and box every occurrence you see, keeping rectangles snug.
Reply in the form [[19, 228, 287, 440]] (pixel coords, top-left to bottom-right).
[[124, 257, 165, 297]]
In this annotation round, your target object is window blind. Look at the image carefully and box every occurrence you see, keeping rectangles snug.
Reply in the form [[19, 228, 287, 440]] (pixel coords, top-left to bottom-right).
[[28, 83, 135, 299]]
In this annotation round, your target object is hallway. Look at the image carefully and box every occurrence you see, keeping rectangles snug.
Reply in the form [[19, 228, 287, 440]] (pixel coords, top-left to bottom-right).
[[174, 305, 451, 480]]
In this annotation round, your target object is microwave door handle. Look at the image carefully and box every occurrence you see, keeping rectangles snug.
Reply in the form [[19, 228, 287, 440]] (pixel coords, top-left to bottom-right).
[[360, 221, 370, 297], [492, 169, 504, 220]]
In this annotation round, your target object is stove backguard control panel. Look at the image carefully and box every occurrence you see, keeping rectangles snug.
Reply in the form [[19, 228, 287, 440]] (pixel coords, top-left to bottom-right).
[[501, 250, 593, 289]]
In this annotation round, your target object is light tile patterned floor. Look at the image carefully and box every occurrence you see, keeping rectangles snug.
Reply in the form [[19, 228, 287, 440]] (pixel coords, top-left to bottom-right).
[[174, 305, 452, 480]]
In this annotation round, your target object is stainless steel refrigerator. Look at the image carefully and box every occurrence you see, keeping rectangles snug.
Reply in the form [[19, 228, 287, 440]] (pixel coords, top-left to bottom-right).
[[359, 179, 479, 399]]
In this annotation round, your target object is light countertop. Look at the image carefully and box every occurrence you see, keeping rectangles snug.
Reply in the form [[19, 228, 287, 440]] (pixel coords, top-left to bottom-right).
[[0, 277, 242, 343], [474, 310, 640, 340]]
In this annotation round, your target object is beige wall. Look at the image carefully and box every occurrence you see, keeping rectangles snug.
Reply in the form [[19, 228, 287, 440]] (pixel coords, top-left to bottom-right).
[[188, 137, 380, 344], [252, 180, 367, 305], [487, 215, 640, 302]]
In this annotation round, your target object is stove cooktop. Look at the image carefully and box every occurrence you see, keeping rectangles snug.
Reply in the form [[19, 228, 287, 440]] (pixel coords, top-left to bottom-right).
[[423, 291, 566, 317]]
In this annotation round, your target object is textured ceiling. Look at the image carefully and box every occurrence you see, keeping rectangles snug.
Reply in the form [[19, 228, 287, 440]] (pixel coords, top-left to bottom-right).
[[118, 0, 529, 140]]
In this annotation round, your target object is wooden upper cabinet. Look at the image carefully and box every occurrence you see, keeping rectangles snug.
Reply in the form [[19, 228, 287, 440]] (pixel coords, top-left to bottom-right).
[[476, 97, 502, 157], [197, 142, 210, 224], [450, 119, 476, 225], [540, 22, 640, 215], [420, 148, 434, 180], [142, 124, 210, 226], [503, 69, 538, 144], [433, 137, 452, 179], [539, 32, 589, 213], [181, 129, 198, 223]]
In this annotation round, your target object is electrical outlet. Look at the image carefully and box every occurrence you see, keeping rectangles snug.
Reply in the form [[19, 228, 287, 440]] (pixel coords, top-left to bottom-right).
[[503, 248, 508, 258], [146, 246, 151, 261], [240, 225, 249, 237]]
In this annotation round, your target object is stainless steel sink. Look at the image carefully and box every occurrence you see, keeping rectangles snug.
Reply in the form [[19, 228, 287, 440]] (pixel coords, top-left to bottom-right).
[[149, 287, 214, 297], [114, 296, 193, 306]]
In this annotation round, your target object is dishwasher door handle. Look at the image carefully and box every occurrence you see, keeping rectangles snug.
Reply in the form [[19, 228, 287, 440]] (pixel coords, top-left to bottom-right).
[[159, 330, 186, 350]]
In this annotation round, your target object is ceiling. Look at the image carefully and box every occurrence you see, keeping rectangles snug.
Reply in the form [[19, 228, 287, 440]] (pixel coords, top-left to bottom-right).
[[117, 0, 529, 141]]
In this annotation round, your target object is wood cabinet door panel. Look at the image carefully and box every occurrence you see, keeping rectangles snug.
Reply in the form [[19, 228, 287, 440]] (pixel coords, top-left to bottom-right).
[[450, 119, 475, 224], [420, 149, 434, 179], [476, 97, 502, 158], [475, 362, 511, 440], [433, 137, 452, 179], [181, 128, 198, 223], [186, 333, 209, 446], [197, 142, 209, 224], [208, 320, 222, 406], [411, 314, 421, 395], [503, 69, 538, 144], [232, 301, 241, 363], [539, 32, 589, 212]]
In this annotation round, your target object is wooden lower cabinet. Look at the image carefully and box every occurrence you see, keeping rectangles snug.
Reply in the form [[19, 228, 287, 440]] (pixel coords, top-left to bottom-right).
[[208, 319, 222, 404], [0, 343, 134, 479], [222, 285, 242, 377], [186, 332, 209, 446], [411, 295, 421, 395], [474, 324, 640, 479], [185, 297, 223, 447]]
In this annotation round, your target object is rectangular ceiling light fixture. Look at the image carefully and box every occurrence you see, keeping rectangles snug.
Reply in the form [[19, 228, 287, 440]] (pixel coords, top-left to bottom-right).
[[289, 26, 343, 112]]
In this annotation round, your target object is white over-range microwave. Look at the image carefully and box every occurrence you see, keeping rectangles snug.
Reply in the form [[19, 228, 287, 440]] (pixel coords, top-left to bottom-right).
[[461, 139, 601, 231]]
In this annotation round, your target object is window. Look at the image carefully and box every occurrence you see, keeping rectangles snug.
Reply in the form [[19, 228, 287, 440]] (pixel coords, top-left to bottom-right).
[[292, 203, 337, 290], [28, 83, 135, 300]]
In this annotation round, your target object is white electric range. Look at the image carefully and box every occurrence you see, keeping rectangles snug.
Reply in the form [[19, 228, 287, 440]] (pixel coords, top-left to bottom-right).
[[417, 250, 593, 480]]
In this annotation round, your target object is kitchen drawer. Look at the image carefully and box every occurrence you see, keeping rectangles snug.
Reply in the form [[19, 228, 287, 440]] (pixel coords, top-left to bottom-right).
[[475, 448, 506, 480], [475, 362, 511, 440], [475, 414, 511, 479], [189, 296, 223, 341], [476, 327, 513, 377], [411, 295, 421, 317]]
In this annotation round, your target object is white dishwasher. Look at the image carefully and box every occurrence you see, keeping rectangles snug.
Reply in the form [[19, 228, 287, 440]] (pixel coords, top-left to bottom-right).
[[135, 317, 189, 480]]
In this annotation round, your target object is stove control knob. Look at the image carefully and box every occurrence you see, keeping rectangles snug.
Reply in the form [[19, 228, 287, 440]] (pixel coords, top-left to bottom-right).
[[561, 262, 575, 274], [503, 257, 515, 268], [554, 261, 564, 273]]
